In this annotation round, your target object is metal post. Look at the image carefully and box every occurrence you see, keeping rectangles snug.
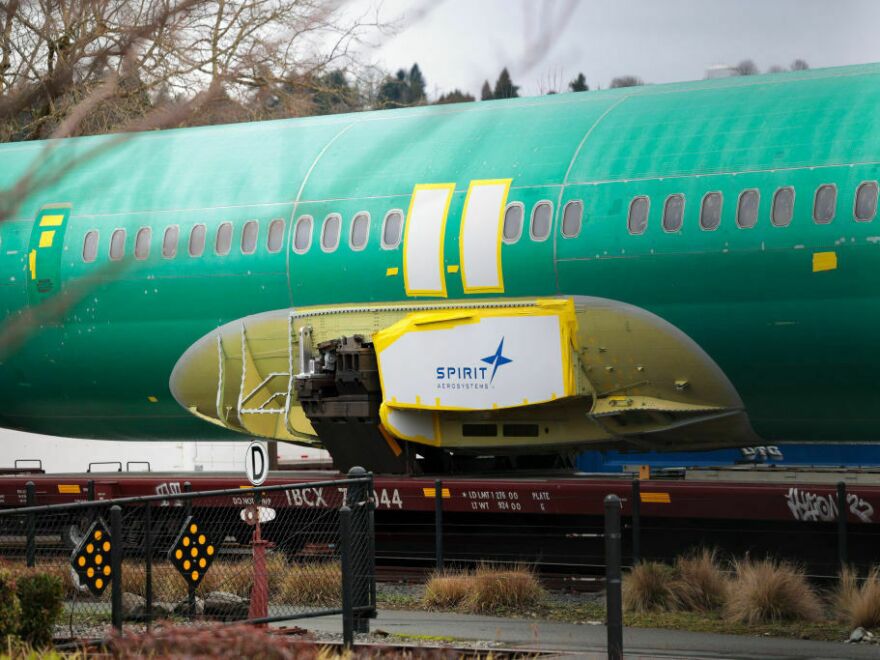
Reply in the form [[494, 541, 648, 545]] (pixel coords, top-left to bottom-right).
[[435, 479, 444, 571], [604, 494, 623, 660], [837, 481, 848, 567], [345, 467, 370, 633], [25, 481, 35, 568], [143, 503, 153, 627], [340, 505, 354, 649], [631, 478, 641, 566], [183, 481, 195, 619], [366, 472, 377, 614], [110, 505, 123, 631]]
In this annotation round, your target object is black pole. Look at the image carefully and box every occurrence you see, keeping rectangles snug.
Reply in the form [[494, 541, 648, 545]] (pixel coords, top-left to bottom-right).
[[435, 479, 444, 571], [366, 472, 377, 615], [183, 481, 195, 619], [143, 503, 153, 627], [604, 494, 623, 660], [25, 481, 35, 568], [837, 481, 848, 567], [340, 505, 354, 649], [110, 505, 123, 631], [631, 478, 641, 566], [345, 467, 370, 634]]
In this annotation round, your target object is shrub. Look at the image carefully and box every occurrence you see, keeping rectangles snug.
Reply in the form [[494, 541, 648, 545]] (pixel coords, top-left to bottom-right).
[[835, 566, 880, 629], [623, 561, 679, 613], [465, 564, 544, 613], [673, 548, 728, 612], [724, 558, 822, 624], [0, 569, 21, 640], [423, 571, 471, 610], [17, 571, 64, 648], [279, 563, 341, 607]]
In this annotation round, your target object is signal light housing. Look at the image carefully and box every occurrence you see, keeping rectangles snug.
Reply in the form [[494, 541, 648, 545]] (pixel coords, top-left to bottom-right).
[[70, 520, 112, 596], [167, 516, 216, 586]]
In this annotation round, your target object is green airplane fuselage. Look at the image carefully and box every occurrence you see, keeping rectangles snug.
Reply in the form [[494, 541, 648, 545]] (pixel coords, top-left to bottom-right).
[[1, 64, 879, 445]]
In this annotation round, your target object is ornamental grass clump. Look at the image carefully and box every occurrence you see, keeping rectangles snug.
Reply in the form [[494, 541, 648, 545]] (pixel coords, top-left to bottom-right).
[[278, 562, 341, 607], [623, 561, 679, 613], [423, 570, 471, 610], [724, 558, 822, 624], [465, 564, 544, 613], [835, 565, 880, 629], [673, 548, 728, 612]]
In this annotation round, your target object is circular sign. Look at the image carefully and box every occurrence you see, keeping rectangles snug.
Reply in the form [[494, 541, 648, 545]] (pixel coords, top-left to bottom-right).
[[245, 441, 269, 486]]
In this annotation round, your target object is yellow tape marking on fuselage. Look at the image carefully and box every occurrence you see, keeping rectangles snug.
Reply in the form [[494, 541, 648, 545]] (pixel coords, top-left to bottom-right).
[[812, 251, 837, 272], [386, 267, 399, 277], [447, 264, 459, 273], [39, 231, 55, 248], [57, 484, 81, 494], [422, 488, 451, 498], [28, 250, 36, 280], [640, 492, 671, 504], [39, 214, 64, 227]]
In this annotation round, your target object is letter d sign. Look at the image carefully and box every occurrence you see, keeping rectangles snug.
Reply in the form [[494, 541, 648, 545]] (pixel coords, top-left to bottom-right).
[[245, 441, 269, 486]]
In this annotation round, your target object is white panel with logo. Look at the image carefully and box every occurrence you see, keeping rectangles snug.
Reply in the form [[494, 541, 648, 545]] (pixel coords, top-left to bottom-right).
[[375, 310, 570, 411]]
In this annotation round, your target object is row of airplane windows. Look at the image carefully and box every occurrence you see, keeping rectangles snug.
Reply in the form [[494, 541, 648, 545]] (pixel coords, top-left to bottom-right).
[[79, 180, 880, 262], [627, 181, 880, 234]]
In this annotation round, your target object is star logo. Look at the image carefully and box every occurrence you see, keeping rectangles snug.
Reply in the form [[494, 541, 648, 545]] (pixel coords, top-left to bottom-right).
[[481, 338, 513, 384]]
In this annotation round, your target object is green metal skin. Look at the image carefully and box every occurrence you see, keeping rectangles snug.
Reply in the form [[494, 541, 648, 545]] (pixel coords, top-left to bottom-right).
[[1, 64, 879, 444]]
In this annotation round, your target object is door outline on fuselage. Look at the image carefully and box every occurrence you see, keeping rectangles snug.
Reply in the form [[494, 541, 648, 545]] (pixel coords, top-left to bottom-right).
[[26, 203, 72, 306]]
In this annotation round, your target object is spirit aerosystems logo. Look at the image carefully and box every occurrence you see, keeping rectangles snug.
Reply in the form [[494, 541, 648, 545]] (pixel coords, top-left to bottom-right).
[[435, 338, 513, 390]]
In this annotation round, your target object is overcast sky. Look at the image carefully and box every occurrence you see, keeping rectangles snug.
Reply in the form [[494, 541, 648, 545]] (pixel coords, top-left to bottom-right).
[[355, 0, 880, 97]]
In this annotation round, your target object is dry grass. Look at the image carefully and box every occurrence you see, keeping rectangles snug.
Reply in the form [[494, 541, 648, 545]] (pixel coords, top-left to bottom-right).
[[279, 562, 341, 607], [623, 561, 680, 613], [724, 558, 822, 624], [423, 564, 544, 613], [673, 549, 729, 612], [834, 566, 880, 629], [423, 571, 471, 610]]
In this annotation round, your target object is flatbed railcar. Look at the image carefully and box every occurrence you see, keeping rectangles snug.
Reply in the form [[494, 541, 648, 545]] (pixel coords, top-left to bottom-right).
[[0, 468, 876, 576]]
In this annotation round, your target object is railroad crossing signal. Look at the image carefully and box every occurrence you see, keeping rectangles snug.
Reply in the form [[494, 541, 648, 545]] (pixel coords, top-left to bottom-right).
[[70, 520, 112, 596], [168, 516, 216, 586]]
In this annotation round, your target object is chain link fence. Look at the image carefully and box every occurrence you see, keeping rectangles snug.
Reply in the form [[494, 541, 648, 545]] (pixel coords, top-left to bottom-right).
[[0, 469, 375, 644]]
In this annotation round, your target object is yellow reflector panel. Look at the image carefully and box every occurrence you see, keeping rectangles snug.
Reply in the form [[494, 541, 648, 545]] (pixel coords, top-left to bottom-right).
[[39, 214, 64, 227], [38, 230, 55, 248], [57, 484, 81, 494], [640, 492, 671, 504], [422, 488, 451, 498], [812, 251, 837, 272]]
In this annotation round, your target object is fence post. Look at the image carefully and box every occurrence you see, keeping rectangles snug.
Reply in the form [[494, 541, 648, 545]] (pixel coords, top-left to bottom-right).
[[110, 505, 123, 632], [339, 505, 354, 649], [631, 478, 641, 566], [183, 481, 195, 619], [435, 479, 444, 571], [345, 467, 370, 633], [143, 503, 153, 627], [604, 494, 623, 660], [366, 472, 377, 615], [837, 481, 848, 567], [25, 481, 35, 568]]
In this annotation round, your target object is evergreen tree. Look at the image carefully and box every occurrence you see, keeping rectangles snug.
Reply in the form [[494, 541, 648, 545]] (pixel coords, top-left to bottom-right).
[[610, 75, 643, 88], [377, 69, 409, 107], [480, 80, 493, 100], [791, 59, 809, 71], [734, 59, 758, 76], [493, 68, 519, 99], [436, 89, 476, 104], [408, 63, 426, 103], [569, 72, 588, 92]]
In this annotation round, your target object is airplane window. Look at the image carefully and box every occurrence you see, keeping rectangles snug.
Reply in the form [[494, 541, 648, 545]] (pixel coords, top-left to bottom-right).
[[561, 201, 583, 238], [267, 218, 285, 253], [162, 226, 179, 258], [293, 215, 313, 253], [627, 196, 649, 235], [662, 194, 684, 232], [321, 214, 341, 252], [813, 185, 836, 224], [189, 224, 206, 257], [135, 227, 151, 260], [700, 192, 722, 230], [855, 181, 879, 222], [109, 229, 126, 260], [83, 230, 99, 263], [530, 201, 552, 241], [350, 212, 370, 250], [215, 222, 232, 255], [736, 189, 759, 229], [381, 210, 403, 249], [771, 187, 795, 227], [241, 220, 258, 254], [502, 203, 523, 243]]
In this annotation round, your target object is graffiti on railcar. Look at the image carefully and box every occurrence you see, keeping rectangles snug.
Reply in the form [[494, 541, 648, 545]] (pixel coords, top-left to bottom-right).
[[785, 487, 874, 523]]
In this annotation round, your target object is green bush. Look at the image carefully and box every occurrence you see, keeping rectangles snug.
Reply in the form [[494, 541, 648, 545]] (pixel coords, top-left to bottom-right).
[[17, 571, 63, 648], [0, 569, 21, 640]]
